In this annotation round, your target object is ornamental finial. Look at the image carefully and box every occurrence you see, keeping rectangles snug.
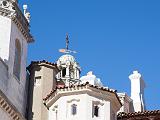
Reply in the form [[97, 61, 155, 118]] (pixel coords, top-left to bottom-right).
[[23, 4, 31, 23]]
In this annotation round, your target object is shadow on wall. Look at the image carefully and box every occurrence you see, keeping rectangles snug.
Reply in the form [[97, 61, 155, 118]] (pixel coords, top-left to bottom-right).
[[26, 66, 41, 119]]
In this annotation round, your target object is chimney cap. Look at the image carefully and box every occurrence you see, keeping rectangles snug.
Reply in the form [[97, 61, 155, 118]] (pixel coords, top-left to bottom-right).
[[129, 70, 141, 80]]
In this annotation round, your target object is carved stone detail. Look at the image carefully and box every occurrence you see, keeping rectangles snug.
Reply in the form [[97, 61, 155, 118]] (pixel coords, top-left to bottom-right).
[[92, 101, 104, 106], [67, 99, 80, 103], [0, 0, 33, 43], [0, 93, 26, 120]]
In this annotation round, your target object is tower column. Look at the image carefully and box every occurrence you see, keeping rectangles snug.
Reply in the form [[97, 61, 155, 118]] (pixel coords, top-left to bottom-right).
[[77, 70, 80, 79], [74, 69, 77, 79], [66, 66, 70, 78]]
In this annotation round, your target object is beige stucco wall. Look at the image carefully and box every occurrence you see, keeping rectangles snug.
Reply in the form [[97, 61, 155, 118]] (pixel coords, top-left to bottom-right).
[[28, 64, 58, 120], [41, 66, 57, 97]]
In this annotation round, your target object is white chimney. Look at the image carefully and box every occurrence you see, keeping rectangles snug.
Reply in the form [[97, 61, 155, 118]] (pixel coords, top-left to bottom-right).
[[129, 71, 146, 112]]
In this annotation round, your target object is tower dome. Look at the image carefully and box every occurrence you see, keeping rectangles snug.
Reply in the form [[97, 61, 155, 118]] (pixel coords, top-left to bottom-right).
[[56, 54, 81, 86], [57, 54, 76, 68]]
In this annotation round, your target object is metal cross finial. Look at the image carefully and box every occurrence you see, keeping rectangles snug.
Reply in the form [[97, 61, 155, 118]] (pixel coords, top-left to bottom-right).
[[66, 33, 69, 50]]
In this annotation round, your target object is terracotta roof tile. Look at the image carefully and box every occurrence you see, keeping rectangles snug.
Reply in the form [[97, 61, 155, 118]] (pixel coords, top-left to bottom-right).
[[117, 110, 160, 119], [43, 82, 121, 106], [27, 60, 58, 71]]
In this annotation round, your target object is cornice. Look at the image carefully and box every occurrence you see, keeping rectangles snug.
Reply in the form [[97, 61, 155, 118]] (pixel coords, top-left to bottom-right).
[[0, 90, 26, 120], [0, 1, 34, 43], [43, 82, 122, 108]]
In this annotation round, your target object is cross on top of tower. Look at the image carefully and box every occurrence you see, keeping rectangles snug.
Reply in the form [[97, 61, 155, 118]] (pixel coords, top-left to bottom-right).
[[59, 34, 77, 54]]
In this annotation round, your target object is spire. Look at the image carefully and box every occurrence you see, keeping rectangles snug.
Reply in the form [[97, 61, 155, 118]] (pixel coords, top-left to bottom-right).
[[66, 33, 69, 50], [56, 34, 81, 86], [59, 34, 77, 54]]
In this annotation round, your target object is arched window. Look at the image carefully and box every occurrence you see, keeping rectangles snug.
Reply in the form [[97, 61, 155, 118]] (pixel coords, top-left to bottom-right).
[[71, 104, 77, 115], [13, 39, 21, 80]]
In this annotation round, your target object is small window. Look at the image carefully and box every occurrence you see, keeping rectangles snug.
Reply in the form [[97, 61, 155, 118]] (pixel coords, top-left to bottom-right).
[[34, 76, 41, 86], [71, 104, 77, 115], [62, 68, 66, 77], [93, 105, 99, 117]]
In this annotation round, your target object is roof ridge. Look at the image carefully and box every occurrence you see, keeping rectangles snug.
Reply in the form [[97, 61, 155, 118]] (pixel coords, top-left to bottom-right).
[[27, 60, 57, 70], [43, 82, 118, 102]]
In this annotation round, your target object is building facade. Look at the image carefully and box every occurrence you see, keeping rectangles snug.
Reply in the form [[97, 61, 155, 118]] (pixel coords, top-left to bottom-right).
[[0, 0, 33, 119], [0, 0, 159, 120], [27, 53, 147, 120]]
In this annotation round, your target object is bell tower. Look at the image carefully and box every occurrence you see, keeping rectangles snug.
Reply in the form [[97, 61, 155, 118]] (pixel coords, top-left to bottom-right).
[[56, 34, 81, 86], [0, 0, 33, 118]]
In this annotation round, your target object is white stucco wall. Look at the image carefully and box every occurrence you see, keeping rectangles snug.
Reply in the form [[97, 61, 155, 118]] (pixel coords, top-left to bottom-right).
[[118, 99, 130, 113], [7, 20, 28, 116], [80, 71, 103, 87], [0, 59, 8, 95], [0, 15, 29, 117], [0, 16, 11, 60], [129, 71, 145, 112], [117, 93, 133, 113], [0, 108, 11, 120], [49, 93, 115, 120]]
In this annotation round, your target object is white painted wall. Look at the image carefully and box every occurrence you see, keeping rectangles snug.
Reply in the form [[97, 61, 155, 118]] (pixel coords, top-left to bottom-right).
[[80, 71, 103, 87], [49, 93, 116, 120], [0, 15, 29, 117], [0, 59, 8, 95], [117, 93, 133, 113], [129, 71, 145, 112], [7, 20, 28, 116], [0, 16, 11, 60], [0, 108, 11, 120]]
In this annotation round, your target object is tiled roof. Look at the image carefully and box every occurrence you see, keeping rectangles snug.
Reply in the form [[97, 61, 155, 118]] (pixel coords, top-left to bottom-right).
[[117, 110, 160, 119], [27, 60, 57, 70], [43, 82, 122, 106]]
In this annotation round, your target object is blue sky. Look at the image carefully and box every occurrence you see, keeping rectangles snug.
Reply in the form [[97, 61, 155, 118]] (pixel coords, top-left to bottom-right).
[[20, 0, 160, 110]]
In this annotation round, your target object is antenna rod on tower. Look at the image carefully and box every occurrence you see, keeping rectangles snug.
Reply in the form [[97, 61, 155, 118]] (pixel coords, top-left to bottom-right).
[[59, 34, 77, 54], [66, 33, 69, 50]]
